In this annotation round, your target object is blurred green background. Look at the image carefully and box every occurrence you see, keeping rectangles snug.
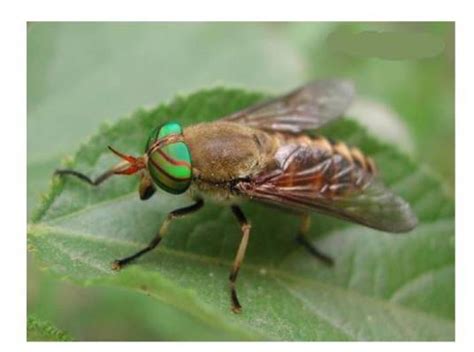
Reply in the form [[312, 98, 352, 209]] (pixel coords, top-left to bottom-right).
[[27, 22, 454, 340]]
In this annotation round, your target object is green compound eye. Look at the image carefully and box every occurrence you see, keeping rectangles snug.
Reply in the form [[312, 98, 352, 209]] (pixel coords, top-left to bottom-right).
[[146, 122, 192, 194]]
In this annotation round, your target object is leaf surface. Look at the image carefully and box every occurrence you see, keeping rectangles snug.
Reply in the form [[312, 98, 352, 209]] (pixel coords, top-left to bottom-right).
[[28, 88, 454, 341], [27, 315, 72, 341]]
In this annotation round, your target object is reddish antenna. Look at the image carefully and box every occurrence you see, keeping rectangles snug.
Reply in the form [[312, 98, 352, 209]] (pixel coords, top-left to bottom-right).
[[108, 145, 145, 175]]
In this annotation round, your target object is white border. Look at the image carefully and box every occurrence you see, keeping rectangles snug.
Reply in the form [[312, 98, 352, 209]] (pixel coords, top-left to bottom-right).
[[19, 0, 458, 21]]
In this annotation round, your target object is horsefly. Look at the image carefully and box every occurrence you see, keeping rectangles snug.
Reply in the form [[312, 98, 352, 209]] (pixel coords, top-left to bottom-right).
[[55, 80, 417, 313]]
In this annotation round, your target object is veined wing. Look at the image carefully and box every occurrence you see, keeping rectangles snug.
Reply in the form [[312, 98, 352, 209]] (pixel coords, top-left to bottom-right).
[[235, 144, 417, 233], [222, 79, 355, 133]]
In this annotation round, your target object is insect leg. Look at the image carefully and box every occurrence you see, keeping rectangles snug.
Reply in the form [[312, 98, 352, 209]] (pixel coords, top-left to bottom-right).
[[54, 168, 116, 186], [296, 214, 334, 266], [111, 198, 204, 270], [138, 172, 156, 200], [229, 205, 251, 313]]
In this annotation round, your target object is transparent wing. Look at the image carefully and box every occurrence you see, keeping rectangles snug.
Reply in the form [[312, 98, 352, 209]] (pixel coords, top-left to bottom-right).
[[222, 79, 355, 133], [236, 145, 417, 233]]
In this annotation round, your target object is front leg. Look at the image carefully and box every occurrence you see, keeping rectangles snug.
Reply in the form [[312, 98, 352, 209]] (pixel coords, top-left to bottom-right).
[[112, 198, 204, 270], [228, 205, 251, 313]]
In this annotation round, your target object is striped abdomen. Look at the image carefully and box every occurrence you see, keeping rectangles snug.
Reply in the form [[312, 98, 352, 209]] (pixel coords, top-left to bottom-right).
[[258, 134, 378, 199]]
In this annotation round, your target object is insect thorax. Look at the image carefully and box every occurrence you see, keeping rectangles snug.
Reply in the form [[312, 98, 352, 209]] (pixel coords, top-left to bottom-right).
[[188, 180, 242, 205], [183, 122, 277, 183]]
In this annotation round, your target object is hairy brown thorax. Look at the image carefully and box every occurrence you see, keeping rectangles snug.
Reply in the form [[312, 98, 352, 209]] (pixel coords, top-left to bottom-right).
[[184, 121, 277, 183]]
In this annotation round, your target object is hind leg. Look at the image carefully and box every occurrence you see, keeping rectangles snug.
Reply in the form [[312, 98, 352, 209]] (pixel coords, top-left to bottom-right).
[[295, 214, 334, 266]]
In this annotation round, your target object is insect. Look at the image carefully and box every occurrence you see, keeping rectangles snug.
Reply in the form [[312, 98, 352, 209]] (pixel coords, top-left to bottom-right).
[[55, 79, 417, 313]]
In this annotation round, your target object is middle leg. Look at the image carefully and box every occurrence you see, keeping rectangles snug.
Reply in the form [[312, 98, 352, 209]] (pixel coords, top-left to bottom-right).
[[228, 205, 251, 313]]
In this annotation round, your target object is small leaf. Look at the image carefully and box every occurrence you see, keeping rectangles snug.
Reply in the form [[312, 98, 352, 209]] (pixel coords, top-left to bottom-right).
[[27, 315, 72, 341], [28, 88, 454, 341]]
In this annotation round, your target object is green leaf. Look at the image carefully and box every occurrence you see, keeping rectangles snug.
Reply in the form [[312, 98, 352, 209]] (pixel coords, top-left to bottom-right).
[[28, 88, 454, 341], [27, 315, 72, 341]]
